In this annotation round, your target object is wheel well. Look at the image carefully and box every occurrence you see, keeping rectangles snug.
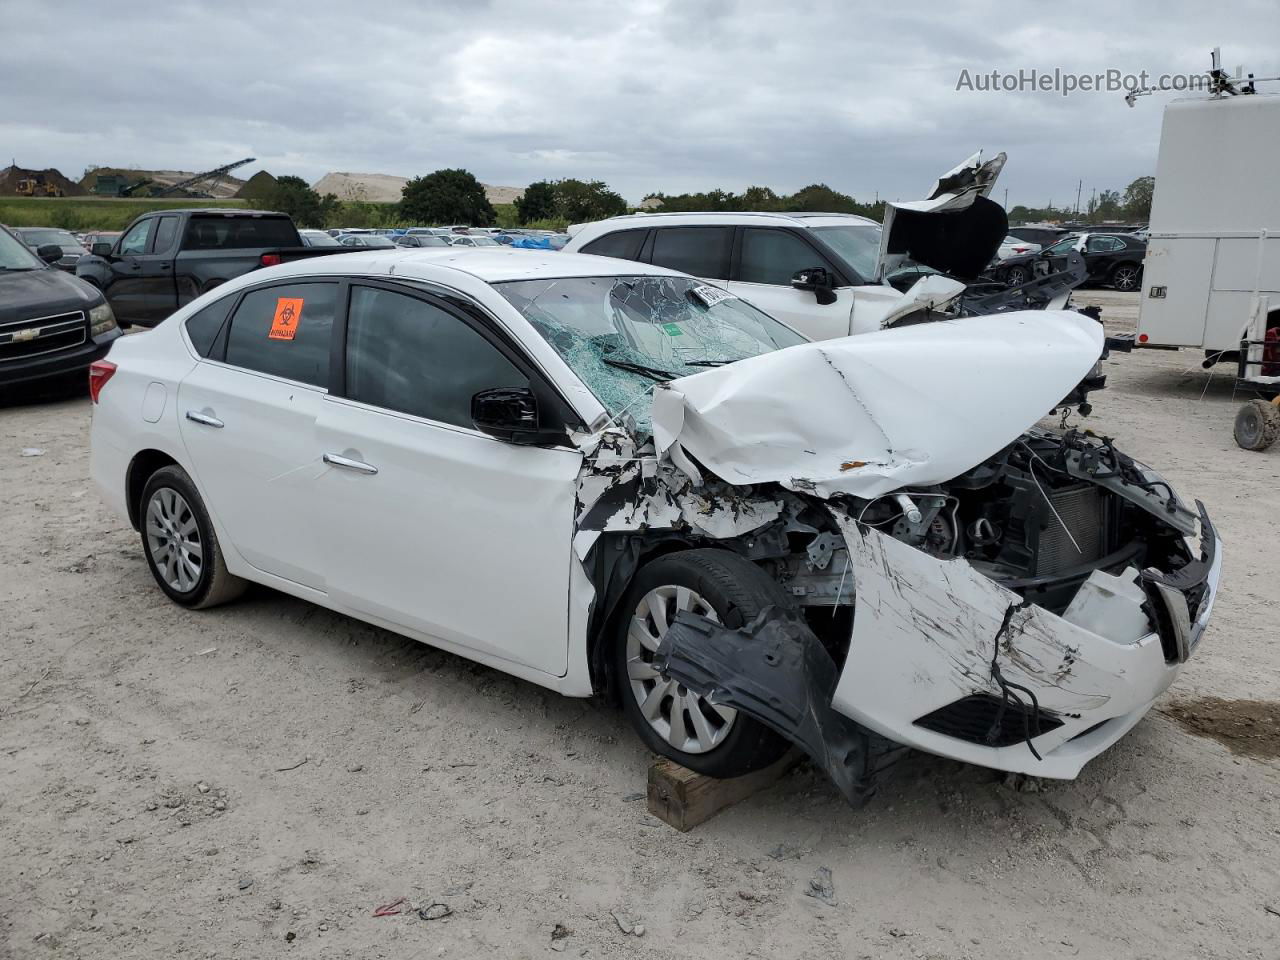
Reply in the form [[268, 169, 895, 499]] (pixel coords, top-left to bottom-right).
[[125, 449, 179, 530], [584, 534, 698, 699]]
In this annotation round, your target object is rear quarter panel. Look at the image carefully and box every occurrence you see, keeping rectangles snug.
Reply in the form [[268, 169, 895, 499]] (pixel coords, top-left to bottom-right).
[[89, 326, 199, 525]]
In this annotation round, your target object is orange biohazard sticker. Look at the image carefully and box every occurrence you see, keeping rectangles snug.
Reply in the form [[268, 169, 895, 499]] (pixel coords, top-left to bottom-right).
[[268, 298, 304, 340]]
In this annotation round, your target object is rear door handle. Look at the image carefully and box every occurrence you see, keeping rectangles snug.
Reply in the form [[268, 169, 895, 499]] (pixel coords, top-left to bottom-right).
[[323, 453, 378, 475], [185, 410, 224, 428]]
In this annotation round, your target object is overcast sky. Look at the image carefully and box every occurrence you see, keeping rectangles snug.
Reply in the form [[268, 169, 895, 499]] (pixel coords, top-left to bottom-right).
[[2, 0, 1276, 208]]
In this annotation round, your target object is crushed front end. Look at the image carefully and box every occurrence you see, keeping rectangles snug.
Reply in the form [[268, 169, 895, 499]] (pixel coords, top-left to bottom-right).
[[653, 429, 1220, 797]]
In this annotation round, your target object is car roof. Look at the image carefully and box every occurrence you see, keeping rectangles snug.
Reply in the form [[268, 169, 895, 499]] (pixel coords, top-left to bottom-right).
[[576, 211, 878, 229], [233, 248, 690, 286]]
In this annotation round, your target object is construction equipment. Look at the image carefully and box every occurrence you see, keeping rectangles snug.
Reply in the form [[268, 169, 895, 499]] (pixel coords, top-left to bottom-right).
[[15, 175, 63, 197], [153, 158, 255, 198], [92, 173, 153, 197]]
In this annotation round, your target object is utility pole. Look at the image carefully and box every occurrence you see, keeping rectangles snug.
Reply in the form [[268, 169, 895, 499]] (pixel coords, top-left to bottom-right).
[[1075, 179, 1083, 215], [1003, 187, 1008, 209]]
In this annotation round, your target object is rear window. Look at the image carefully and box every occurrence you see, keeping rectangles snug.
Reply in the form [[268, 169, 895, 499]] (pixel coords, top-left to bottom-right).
[[182, 216, 299, 251]]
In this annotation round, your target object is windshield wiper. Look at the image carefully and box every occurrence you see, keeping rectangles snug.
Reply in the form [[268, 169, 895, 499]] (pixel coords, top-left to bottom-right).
[[601, 357, 681, 381], [683, 358, 736, 367]]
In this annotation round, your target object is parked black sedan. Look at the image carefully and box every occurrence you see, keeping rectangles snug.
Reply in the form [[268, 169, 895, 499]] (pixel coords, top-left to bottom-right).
[[990, 232, 1147, 292], [0, 224, 121, 393], [13, 227, 91, 272]]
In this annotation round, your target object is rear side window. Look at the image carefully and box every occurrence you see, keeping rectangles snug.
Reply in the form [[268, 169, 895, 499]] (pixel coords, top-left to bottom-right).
[[738, 228, 830, 285], [182, 216, 299, 250], [345, 286, 528, 429], [649, 227, 731, 279], [152, 215, 180, 253], [224, 282, 337, 388], [581, 229, 646, 262], [184, 295, 235, 357]]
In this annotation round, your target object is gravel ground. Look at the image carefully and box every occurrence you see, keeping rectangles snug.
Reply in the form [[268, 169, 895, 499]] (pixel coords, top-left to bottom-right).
[[2, 290, 1278, 959]]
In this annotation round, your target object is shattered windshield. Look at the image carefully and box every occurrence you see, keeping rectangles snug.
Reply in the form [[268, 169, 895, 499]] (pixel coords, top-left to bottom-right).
[[497, 275, 807, 431]]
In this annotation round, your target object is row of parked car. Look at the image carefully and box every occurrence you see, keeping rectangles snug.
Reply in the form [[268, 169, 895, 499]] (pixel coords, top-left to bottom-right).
[[297, 226, 571, 251]]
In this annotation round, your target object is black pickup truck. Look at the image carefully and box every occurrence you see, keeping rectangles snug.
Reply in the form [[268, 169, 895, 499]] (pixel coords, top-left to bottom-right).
[[75, 209, 357, 327]]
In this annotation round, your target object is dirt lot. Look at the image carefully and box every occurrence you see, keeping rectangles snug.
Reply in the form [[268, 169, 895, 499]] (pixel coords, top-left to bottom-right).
[[2, 290, 1278, 959]]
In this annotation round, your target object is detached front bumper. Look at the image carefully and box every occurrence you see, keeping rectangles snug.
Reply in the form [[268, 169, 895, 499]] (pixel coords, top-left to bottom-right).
[[827, 509, 1221, 779]]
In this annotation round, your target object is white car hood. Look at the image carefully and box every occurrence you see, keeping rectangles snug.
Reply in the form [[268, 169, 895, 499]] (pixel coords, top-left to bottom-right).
[[650, 310, 1104, 499]]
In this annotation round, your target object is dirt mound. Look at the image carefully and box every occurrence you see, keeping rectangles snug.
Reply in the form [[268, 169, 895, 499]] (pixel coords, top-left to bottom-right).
[[311, 171, 523, 206], [236, 170, 278, 200], [1162, 697, 1280, 759], [0, 165, 86, 197]]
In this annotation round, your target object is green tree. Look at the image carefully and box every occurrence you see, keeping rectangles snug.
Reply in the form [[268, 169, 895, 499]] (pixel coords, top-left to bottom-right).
[[552, 179, 628, 222], [259, 175, 337, 228], [515, 180, 558, 224], [1121, 176, 1155, 221], [399, 168, 496, 226], [786, 183, 859, 214], [1091, 189, 1122, 221]]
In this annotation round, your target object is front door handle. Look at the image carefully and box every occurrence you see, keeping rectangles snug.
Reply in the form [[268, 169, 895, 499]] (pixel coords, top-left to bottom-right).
[[185, 410, 224, 428], [323, 453, 378, 475]]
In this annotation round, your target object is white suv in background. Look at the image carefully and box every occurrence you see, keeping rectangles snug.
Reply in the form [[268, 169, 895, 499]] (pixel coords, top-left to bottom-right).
[[562, 153, 1081, 341]]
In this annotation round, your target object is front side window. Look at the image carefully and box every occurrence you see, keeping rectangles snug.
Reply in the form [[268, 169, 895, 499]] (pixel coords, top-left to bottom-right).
[[224, 281, 337, 388], [808, 224, 881, 281], [1045, 236, 1082, 255], [738, 228, 832, 285], [345, 286, 528, 429], [497, 274, 805, 431], [648, 227, 731, 279], [119, 219, 154, 256]]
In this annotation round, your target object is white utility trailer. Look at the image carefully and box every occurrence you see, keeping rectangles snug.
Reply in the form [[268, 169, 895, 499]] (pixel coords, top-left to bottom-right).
[[1131, 53, 1280, 449]]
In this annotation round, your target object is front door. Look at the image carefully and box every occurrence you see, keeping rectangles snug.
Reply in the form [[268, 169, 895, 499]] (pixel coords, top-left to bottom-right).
[[315, 283, 581, 676], [725, 227, 855, 340], [177, 279, 339, 590]]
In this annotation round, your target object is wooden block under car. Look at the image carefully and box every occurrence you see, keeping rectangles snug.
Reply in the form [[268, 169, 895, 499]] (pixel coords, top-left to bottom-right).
[[646, 752, 798, 831]]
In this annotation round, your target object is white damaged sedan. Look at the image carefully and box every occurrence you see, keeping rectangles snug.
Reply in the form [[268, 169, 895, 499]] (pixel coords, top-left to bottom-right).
[[89, 248, 1220, 803]]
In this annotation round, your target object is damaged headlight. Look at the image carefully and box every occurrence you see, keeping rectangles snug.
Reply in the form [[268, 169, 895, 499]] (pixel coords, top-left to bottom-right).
[[89, 302, 117, 337]]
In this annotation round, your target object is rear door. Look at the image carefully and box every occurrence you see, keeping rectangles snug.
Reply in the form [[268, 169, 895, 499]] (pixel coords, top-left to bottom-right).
[[177, 279, 340, 591], [133, 214, 181, 326], [314, 281, 582, 675], [726, 227, 854, 340]]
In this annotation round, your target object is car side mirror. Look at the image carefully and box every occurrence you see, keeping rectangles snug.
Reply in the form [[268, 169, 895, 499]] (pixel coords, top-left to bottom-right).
[[91, 242, 114, 257], [471, 387, 563, 445], [36, 244, 62, 264], [791, 266, 838, 305]]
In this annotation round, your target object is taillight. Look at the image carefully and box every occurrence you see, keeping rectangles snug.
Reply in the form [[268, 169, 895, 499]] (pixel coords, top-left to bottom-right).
[[260, 253, 282, 267], [88, 360, 117, 404]]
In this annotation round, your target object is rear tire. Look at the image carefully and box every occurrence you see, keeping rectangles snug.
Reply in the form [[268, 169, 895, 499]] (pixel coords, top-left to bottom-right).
[[1111, 262, 1141, 292], [139, 465, 246, 608], [1233, 399, 1280, 451], [615, 549, 792, 778]]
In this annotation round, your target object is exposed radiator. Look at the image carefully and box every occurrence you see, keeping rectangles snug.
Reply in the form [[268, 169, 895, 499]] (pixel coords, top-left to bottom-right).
[[1038, 484, 1104, 575]]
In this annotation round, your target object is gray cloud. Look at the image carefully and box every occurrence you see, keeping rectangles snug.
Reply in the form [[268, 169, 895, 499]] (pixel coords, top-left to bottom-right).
[[1, 0, 1276, 207]]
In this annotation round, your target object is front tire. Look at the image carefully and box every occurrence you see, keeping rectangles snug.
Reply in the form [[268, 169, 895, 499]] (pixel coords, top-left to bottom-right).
[[1234, 399, 1280, 451], [615, 549, 791, 778], [139, 465, 245, 608], [1004, 264, 1029, 287]]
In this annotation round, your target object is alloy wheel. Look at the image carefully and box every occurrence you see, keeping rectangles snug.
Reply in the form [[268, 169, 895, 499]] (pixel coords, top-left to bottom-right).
[[145, 487, 203, 593], [625, 585, 736, 754], [1113, 266, 1140, 291]]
